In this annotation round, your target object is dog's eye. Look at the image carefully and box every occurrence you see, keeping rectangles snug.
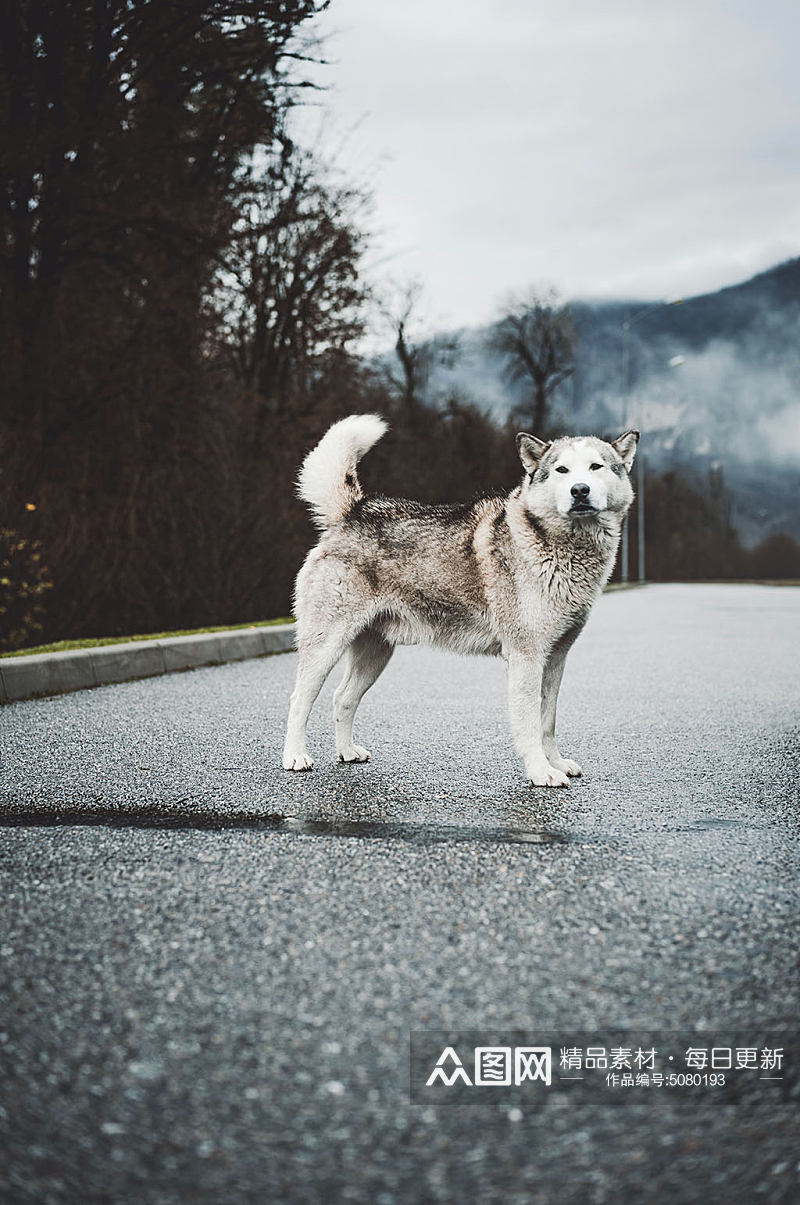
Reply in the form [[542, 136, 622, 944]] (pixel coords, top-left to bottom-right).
[[555, 465, 569, 474], [590, 463, 602, 471]]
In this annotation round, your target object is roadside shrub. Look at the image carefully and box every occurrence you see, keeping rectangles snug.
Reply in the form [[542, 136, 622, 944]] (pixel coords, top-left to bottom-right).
[[746, 532, 800, 579], [0, 528, 53, 652]]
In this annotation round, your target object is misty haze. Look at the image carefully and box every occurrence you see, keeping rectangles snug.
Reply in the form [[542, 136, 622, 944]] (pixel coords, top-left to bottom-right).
[[418, 259, 800, 552]]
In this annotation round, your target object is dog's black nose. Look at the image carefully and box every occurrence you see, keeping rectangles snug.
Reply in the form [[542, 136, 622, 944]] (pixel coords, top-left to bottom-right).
[[571, 482, 591, 499]]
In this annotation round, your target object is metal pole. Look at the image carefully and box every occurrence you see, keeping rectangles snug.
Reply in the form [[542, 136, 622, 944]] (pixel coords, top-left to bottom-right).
[[637, 450, 646, 582], [620, 317, 630, 585]]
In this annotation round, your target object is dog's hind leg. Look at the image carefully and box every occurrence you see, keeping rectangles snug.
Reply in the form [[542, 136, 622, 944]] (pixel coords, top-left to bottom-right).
[[283, 628, 349, 771], [333, 627, 394, 763]]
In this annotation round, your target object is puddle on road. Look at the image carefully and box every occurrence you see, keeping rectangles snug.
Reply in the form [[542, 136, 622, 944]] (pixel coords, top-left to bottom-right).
[[274, 815, 566, 846], [671, 818, 760, 833], [1, 807, 763, 846], [0, 806, 567, 847]]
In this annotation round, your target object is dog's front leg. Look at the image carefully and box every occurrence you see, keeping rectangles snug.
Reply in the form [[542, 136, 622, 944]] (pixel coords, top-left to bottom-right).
[[541, 637, 582, 778], [507, 651, 570, 788]]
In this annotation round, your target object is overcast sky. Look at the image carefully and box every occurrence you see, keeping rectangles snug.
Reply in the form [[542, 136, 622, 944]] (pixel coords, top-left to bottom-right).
[[291, 0, 800, 335]]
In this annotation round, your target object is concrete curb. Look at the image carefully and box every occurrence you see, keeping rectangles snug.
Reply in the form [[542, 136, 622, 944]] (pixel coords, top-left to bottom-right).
[[0, 624, 296, 704]]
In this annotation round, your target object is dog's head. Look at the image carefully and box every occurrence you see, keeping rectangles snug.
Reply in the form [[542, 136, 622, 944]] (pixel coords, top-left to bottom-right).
[[516, 431, 638, 526]]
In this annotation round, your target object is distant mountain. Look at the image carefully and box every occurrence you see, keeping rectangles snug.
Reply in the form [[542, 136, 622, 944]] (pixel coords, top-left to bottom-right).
[[416, 258, 800, 546], [575, 256, 800, 347]]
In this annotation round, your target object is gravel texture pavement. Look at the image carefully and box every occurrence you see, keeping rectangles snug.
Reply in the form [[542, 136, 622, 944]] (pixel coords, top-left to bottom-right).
[[0, 584, 798, 1203]]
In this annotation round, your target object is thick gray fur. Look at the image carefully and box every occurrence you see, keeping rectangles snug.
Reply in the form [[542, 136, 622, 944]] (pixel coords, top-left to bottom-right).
[[283, 415, 638, 787]]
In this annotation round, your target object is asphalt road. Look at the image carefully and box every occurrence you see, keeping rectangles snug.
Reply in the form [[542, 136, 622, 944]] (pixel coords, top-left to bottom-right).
[[1, 583, 798, 1203]]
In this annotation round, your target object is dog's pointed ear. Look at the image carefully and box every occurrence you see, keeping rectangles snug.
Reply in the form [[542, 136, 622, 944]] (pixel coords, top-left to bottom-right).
[[612, 430, 639, 471], [516, 433, 551, 474]]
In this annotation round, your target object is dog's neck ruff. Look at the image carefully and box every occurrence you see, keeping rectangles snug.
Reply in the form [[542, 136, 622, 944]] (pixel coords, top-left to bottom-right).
[[519, 500, 621, 550], [507, 497, 623, 595]]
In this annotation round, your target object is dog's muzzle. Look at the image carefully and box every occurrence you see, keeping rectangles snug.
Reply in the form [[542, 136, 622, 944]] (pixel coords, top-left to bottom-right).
[[569, 482, 595, 513]]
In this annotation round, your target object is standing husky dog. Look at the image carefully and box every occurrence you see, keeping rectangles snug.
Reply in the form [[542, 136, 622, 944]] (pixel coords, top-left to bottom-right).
[[282, 415, 637, 786]]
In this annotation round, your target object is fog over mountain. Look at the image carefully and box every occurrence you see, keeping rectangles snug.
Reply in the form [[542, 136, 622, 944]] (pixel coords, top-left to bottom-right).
[[416, 259, 800, 547]]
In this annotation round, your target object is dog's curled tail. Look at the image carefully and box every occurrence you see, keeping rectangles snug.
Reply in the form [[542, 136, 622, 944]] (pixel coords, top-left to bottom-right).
[[297, 413, 388, 529]]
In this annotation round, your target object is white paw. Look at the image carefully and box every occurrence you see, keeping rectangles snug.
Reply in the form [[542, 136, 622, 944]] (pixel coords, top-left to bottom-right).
[[283, 751, 313, 771], [338, 745, 371, 764], [525, 758, 570, 788], [550, 757, 582, 778]]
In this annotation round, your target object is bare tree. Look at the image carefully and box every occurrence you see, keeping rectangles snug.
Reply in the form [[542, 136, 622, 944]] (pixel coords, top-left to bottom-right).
[[209, 144, 369, 418], [488, 288, 576, 434], [380, 280, 459, 416]]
